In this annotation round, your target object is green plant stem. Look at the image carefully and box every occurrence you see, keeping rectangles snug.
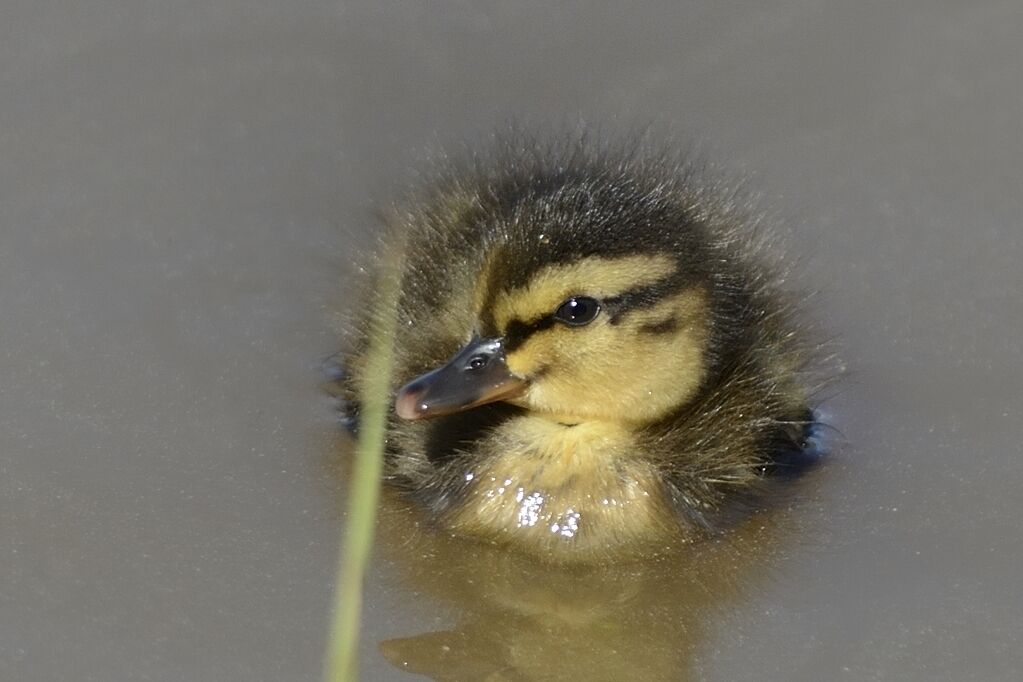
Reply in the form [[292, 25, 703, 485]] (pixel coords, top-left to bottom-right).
[[324, 251, 402, 682]]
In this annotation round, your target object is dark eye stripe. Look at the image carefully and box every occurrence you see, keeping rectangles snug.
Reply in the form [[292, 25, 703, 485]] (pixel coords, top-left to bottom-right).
[[498, 276, 692, 350], [638, 316, 680, 335], [602, 279, 688, 325], [502, 315, 556, 352]]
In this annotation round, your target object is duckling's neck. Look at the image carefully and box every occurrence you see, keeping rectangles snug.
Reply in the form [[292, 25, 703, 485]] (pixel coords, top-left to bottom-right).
[[445, 413, 677, 557]]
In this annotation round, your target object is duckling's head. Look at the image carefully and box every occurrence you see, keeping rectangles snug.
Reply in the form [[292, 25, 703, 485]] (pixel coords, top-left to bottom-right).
[[393, 162, 738, 428], [396, 252, 712, 425], [347, 139, 822, 559]]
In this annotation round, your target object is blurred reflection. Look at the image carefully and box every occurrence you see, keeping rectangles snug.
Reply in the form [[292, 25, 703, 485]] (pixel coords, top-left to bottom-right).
[[373, 489, 805, 681]]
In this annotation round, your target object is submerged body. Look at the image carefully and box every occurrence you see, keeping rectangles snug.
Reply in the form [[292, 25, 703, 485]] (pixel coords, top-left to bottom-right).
[[341, 137, 827, 561]]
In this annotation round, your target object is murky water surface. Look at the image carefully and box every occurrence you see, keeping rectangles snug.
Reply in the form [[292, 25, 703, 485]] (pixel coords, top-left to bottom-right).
[[2, 2, 1021, 680]]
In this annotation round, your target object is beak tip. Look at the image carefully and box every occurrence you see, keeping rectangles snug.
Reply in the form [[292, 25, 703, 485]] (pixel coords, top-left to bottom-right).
[[394, 386, 426, 420]]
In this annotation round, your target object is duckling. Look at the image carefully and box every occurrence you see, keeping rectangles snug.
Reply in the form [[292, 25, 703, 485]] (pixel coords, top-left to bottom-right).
[[339, 135, 829, 561]]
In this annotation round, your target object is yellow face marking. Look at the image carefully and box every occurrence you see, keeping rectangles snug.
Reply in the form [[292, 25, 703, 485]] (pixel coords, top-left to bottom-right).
[[505, 287, 709, 424], [487, 254, 677, 331]]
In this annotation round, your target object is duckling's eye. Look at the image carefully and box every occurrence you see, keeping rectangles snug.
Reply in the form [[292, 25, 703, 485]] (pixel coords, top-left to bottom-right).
[[554, 296, 600, 326]]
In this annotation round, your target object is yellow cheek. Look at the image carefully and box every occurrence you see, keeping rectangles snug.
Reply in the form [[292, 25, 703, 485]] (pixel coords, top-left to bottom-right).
[[507, 289, 708, 423]]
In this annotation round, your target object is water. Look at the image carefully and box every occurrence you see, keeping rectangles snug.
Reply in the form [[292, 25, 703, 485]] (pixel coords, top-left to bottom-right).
[[2, 1, 1021, 680]]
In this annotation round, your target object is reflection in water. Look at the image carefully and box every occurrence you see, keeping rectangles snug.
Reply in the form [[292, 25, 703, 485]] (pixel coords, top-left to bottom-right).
[[372, 489, 810, 681]]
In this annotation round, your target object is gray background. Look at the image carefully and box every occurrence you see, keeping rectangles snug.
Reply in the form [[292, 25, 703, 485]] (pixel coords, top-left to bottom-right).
[[2, 1, 1021, 680]]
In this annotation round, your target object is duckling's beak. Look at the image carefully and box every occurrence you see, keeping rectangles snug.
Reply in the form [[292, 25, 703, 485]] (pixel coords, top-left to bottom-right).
[[394, 337, 527, 420]]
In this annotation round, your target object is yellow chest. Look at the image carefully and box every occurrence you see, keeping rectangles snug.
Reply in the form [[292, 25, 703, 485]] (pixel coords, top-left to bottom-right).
[[445, 416, 677, 557]]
